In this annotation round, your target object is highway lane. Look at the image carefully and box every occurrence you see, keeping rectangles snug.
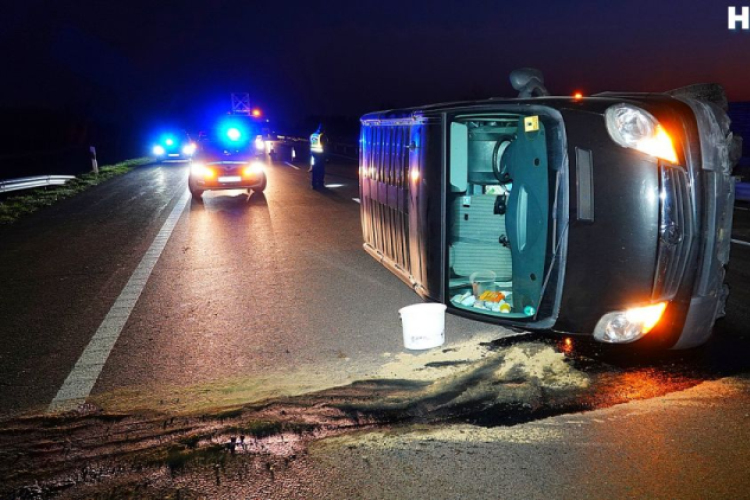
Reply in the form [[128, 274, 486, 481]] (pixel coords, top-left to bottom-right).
[[0, 156, 510, 416], [2, 156, 750, 497], [0, 163, 188, 415], [1, 153, 749, 417]]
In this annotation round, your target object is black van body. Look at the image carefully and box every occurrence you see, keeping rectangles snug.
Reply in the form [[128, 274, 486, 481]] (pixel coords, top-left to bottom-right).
[[359, 85, 739, 349]]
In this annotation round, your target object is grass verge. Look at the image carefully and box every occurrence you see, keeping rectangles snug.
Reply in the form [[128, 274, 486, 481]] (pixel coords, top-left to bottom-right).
[[0, 157, 151, 225]]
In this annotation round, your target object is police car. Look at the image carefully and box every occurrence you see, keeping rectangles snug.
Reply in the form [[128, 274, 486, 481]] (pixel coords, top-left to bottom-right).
[[152, 132, 196, 162], [188, 117, 267, 198]]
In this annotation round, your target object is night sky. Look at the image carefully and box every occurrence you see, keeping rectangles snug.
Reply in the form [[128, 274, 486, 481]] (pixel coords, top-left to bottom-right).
[[1, 0, 749, 130]]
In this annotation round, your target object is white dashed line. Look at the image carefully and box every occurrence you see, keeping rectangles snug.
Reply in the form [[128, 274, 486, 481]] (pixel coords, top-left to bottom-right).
[[735, 206, 748, 211], [352, 198, 361, 204], [48, 190, 190, 412], [284, 161, 300, 170], [731, 238, 750, 248]]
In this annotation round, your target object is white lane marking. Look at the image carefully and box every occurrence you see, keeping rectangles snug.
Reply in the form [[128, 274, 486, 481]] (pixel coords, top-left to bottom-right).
[[731, 238, 750, 248], [352, 198, 361, 204], [48, 190, 191, 412], [284, 161, 300, 170], [735, 206, 749, 211]]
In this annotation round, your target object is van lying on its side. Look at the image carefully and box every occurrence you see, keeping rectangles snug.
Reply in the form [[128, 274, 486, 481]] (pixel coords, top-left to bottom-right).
[[359, 69, 740, 349]]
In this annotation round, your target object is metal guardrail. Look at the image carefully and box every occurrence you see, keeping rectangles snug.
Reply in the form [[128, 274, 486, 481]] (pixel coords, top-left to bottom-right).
[[0, 175, 76, 194]]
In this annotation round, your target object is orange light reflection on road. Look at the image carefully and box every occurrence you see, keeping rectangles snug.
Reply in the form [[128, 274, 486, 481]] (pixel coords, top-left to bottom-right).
[[562, 337, 573, 354]]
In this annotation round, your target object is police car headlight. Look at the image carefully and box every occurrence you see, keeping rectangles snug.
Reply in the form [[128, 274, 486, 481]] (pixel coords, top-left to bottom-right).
[[605, 104, 677, 163], [191, 162, 214, 178], [153, 145, 165, 156], [182, 143, 197, 155], [593, 302, 667, 343], [243, 161, 265, 176]]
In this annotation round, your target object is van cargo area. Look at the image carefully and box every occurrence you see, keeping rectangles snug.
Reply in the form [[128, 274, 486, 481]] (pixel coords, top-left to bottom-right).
[[447, 112, 562, 320]]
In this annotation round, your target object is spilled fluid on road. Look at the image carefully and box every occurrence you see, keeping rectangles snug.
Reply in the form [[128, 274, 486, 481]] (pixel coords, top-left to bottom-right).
[[2, 330, 749, 498]]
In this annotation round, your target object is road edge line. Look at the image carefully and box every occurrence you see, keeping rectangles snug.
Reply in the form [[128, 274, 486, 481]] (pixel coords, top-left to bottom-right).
[[48, 190, 191, 413]]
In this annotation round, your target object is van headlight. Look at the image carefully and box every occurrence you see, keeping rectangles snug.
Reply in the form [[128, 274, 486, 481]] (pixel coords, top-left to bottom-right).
[[593, 302, 668, 343], [605, 104, 678, 163]]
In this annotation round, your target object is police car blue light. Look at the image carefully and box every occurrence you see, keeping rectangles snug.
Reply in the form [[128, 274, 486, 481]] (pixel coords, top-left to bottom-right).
[[227, 128, 242, 141]]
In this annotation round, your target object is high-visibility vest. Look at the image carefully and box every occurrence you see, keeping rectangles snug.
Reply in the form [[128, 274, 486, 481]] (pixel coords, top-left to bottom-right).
[[310, 133, 324, 153]]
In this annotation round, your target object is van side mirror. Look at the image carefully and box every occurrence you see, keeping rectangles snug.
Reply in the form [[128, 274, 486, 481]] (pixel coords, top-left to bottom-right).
[[510, 68, 550, 98]]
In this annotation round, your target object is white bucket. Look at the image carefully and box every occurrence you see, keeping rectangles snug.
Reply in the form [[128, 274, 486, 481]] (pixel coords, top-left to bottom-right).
[[398, 303, 447, 350]]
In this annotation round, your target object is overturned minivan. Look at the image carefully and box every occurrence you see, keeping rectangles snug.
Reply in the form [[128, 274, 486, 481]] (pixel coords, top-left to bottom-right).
[[359, 69, 740, 349]]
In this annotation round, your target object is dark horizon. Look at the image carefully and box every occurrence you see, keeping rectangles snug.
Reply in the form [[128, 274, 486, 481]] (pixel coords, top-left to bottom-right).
[[2, 0, 749, 130]]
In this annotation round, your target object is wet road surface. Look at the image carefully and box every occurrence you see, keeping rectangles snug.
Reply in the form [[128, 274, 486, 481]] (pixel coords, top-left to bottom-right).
[[0, 153, 749, 498], [0, 154, 512, 417]]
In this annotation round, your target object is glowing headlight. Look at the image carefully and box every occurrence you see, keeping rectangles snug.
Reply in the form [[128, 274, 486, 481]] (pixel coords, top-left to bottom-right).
[[605, 104, 678, 163], [243, 161, 265, 176], [182, 143, 197, 155], [593, 302, 668, 343], [190, 162, 214, 179], [255, 136, 265, 150], [153, 145, 166, 156]]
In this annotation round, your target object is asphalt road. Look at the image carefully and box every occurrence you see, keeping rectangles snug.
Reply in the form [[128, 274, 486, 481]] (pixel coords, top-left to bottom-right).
[[1, 154, 750, 498], [0, 154, 510, 417]]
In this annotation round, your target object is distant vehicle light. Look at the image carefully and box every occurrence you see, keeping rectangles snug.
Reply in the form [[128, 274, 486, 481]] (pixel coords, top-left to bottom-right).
[[165, 138, 174, 146], [573, 92, 583, 100], [182, 143, 197, 155], [255, 135, 265, 150], [252, 108, 262, 117], [605, 104, 678, 163], [227, 128, 242, 141], [593, 301, 668, 343], [153, 145, 166, 156]]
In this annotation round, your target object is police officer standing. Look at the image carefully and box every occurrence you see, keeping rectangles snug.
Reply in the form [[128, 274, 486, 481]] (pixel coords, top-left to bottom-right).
[[310, 123, 327, 189]]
